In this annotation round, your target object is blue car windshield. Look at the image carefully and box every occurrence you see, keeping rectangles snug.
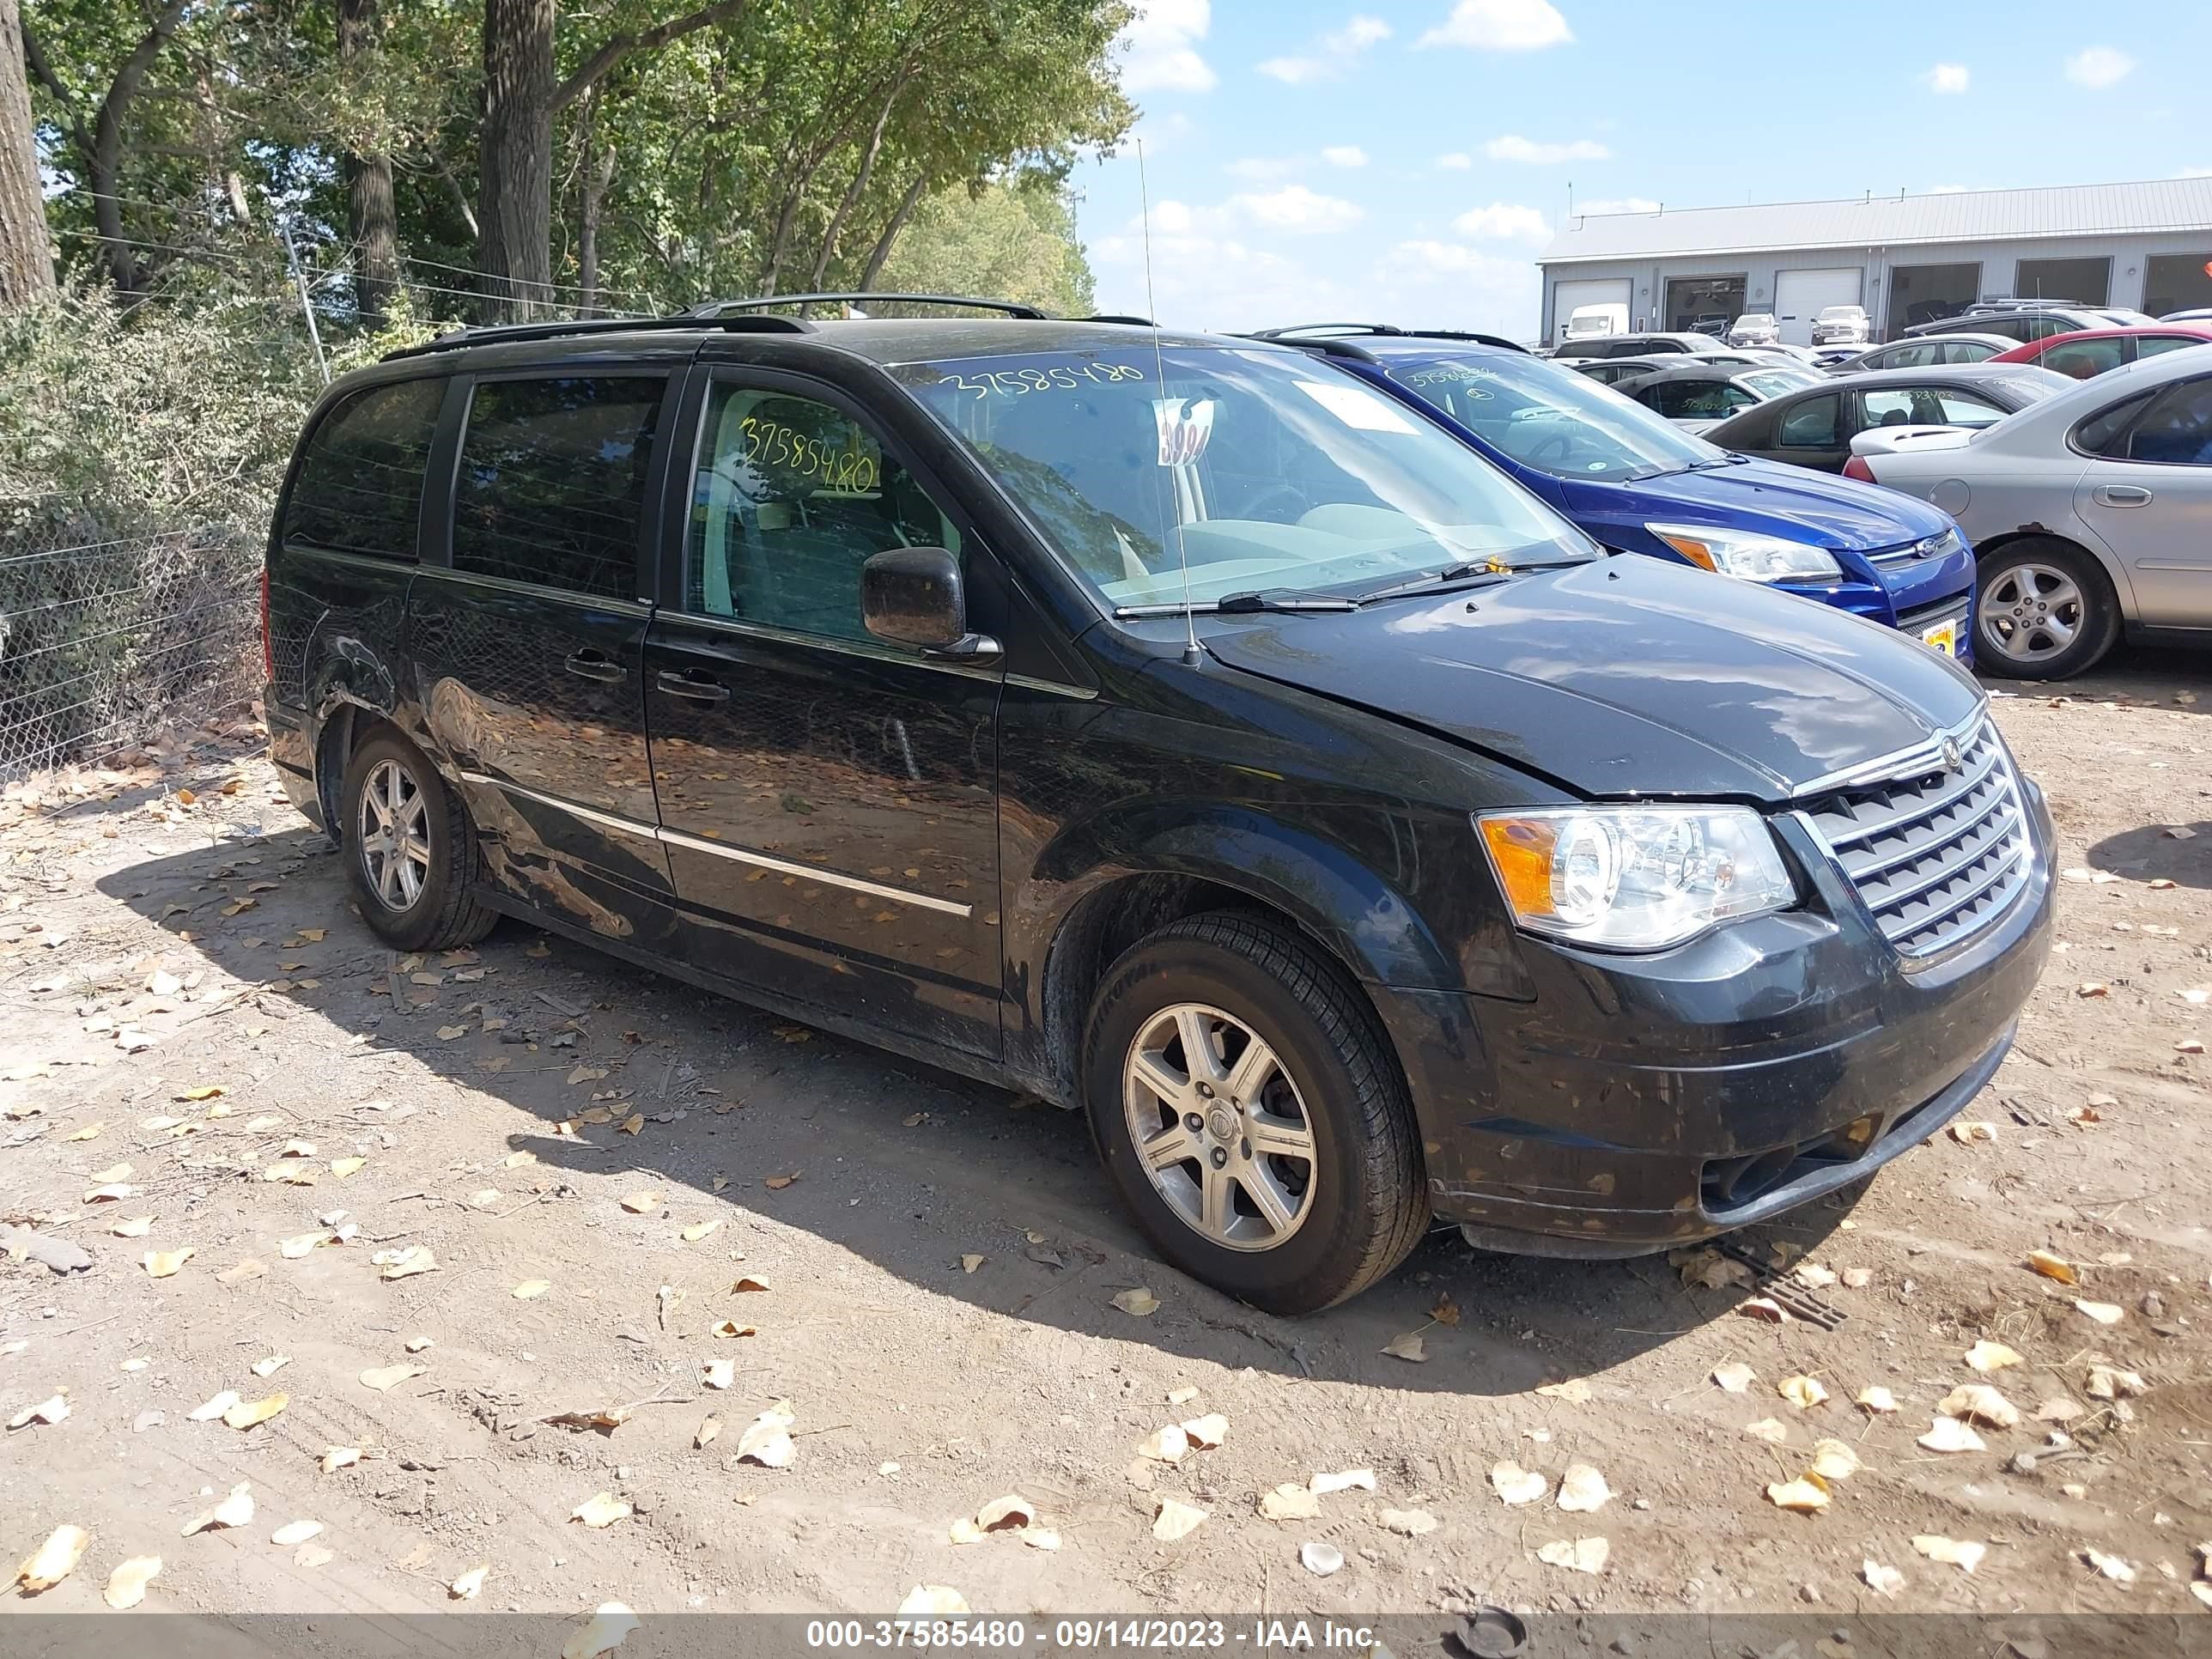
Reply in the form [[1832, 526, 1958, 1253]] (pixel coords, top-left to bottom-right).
[[1383, 352, 1724, 482], [893, 346, 1597, 611]]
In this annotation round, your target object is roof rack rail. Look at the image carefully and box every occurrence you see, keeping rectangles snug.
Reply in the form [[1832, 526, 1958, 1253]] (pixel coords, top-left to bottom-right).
[[383, 311, 812, 362], [1082, 313, 1158, 326], [1249, 323, 1529, 354], [688, 292, 1050, 320]]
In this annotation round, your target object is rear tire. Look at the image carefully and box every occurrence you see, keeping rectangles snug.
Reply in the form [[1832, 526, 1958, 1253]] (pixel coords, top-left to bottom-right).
[[1083, 912, 1428, 1315], [1972, 538, 2120, 680], [340, 731, 497, 952]]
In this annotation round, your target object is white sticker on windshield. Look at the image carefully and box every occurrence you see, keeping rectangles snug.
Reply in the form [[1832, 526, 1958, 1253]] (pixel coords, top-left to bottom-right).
[[1154, 398, 1217, 465], [1291, 379, 1419, 434]]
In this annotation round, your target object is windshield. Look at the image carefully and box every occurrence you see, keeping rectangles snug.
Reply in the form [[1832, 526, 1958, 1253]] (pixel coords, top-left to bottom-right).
[[1741, 368, 1820, 395], [1817, 307, 1865, 321], [1735, 315, 1775, 327], [1382, 350, 1722, 482], [894, 347, 1598, 611]]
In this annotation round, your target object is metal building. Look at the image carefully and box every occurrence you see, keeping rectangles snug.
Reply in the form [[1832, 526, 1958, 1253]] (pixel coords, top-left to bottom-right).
[[1536, 177, 2212, 344]]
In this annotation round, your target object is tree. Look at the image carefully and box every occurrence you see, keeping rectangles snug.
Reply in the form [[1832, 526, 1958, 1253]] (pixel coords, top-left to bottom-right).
[[337, 0, 400, 328], [877, 178, 1096, 315], [0, 0, 52, 307]]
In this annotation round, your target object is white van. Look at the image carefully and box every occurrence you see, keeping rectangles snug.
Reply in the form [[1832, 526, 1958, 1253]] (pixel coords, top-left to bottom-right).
[[1562, 301, 1628, 343]]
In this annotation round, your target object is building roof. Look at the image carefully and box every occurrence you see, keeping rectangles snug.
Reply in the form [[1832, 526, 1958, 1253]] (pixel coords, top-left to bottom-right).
[[1540, 177, 2212, 266]]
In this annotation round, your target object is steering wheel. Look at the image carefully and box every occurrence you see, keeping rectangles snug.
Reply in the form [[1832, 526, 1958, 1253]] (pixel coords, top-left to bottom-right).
[[1239, 483, 1310, 524], [1528, 432, 1577, 464]]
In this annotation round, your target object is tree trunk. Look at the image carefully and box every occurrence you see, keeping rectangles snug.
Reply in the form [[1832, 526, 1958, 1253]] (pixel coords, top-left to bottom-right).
[[85, 0, 191, 299], [575, 93, 617, 318], [477, 0, 556, 324], [338, 0, 399, 329], [0, 0, 53, 309], [809, 89, 896, 290], [859, 175, 928, 289]]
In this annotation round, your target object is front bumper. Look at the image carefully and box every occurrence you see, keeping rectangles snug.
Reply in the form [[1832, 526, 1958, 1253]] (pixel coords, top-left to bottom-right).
[[1372, 783, 2056, 1255]]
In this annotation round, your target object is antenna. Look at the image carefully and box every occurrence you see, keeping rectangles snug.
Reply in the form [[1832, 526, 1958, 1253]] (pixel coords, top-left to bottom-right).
[[1136, 137, 1201, 666]]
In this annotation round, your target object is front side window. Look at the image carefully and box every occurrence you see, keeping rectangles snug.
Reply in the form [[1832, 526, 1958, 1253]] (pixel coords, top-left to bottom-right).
[[2111, 375, 2212, 465], [1940, 340, 2001, 363], [283, 378, 444, 558], [686, 383, 958, 641], [451, 376, 665, 600], [894, 347, 1595, 612], [1777, 395, 1841, 446], [2039, 338, 2126, 380]]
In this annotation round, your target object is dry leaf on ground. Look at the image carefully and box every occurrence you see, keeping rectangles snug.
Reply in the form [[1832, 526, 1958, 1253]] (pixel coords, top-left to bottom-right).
[[1856, 1385, 1899, 1414], [1535, 1537, 1608, 1574], [223, 1394, 287, 1430], [1938, 1383, 2020, 1429], [1136, 1424, 1190, 1464], [1111, 1287, 1160, 1316], [2074, 1298, 2124, 1326], [2082, 1549, 2136, 1583], [2027, 1250, 2078, 1285], [450, 1565, 489, 1601], [1737, 1297, 1790, 1323], [1310, 1468, 1375, 1494], [1534, 1377, 1593, 1403], [619, 1192, 659, 1214], [701, 1360, 735, 1389], [1918, 1417, 1986, 1454], [7, 1393, 69, 1429], [111, 1215, 154, 1237], [1712, 1362, 1755, 1394], [1382, 1330, 1427, 1363], [142, 1247, 195, 1278], [1949, 1121, 1997, 1146], [1778, 1374, 1828, 1409], [14, 1524, 90, 1593], [1765, 1477, 1830, 1514], [1380, 1508, 1438, 1537], [1179, 1413, 1228, 1449], [681, 1219, 721, 1243], [1557, 1463, 1612, 1513], [187, 1389, 240, 1422], [1152, 1498, 1208, 1541], [570, 1492, 631, 1528], [1809, 1439, 1860, 1482], [1491, 1461, 1547, 1505], [1862, 1559, 1905, 1596], [1913, 1535, 1987, 1573], [2085, 1364, 2148, 1400], [359, 1363, 426, 1392], [375, 1245, 438, 1279], [1259, 1484, 1322, 1521], [512, 1279, 550, 1299], [1743, 1418, 1790, 1443], [181, 1482, 253, 1535], [736, 1403, 796, 1468], [1966, 1340, 2023, 1372], [103, 1553, 161, 1609], [319, 1447, 361, 1473], [270, 1521, 321, 1547], [896, 1588, 968, 1616]]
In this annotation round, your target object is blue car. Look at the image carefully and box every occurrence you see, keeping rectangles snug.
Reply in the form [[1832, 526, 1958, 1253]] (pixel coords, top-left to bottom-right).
[[1255, 326, 1978, 661]]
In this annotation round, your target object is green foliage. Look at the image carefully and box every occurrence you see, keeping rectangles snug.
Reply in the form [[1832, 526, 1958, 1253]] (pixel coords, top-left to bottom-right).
[[878, 179, 1097, 316]]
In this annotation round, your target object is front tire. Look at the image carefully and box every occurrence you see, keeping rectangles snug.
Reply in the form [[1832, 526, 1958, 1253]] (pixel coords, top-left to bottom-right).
[[340, 731, 497, 952], [1083, 913, 1428, 1315], [1973, 539, 2120, 679]]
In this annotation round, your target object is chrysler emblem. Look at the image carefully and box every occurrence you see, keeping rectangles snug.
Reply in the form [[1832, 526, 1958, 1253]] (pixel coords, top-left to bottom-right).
[[1941, 736, 1963, 771]]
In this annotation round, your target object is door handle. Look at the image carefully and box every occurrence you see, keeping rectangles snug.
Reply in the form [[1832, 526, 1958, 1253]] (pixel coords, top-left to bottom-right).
[[562, 650, 626, 683], [2094, 484, 2153, 507], [656, 668, 731, 703]]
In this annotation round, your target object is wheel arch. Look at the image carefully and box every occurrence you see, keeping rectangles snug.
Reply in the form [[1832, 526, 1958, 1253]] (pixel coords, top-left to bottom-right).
[[1972, 525, 2135, 611]]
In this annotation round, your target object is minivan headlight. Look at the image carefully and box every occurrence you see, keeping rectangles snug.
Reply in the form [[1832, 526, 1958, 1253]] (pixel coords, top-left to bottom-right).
[[1648, 523, 1843, 584], [1476, 806, 1797, 950]]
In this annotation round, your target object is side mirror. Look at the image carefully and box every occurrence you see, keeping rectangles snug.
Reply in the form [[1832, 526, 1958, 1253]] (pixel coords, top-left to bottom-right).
[[861, 546, 997, 659]]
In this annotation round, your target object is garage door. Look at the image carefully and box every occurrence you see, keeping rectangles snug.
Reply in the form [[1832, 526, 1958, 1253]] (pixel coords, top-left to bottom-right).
[[1775, 268, 1864, 345], [1553, 277, 1631, 338]]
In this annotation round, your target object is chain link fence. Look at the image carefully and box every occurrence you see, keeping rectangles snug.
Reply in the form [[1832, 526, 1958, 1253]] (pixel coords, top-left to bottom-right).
[[0, 526, 263, 781]]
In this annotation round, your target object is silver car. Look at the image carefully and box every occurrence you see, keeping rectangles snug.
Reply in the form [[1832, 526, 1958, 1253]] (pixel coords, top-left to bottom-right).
[[1846, 344, 2212, 678]]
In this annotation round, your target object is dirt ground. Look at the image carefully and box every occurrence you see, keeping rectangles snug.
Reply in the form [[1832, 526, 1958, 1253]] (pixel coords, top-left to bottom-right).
[[3, 647, 2211, 1628]]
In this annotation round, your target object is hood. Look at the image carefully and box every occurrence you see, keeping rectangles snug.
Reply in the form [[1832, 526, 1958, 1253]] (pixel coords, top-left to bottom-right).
[[1586, 457, 1954, 549], [1201, 556, 1983, 802]]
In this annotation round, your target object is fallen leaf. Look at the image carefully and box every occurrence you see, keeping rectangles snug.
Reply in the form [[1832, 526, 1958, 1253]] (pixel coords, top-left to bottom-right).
[[2085, 1364, 2148, 1401], [64, 1122, 104, 1141], [504, 1151, 535, 1169], [280, 1231, 335, 1259], [376, 1244, 438, 1279], [2082, 1548, 2136, 1583], [1380, 1506, 1438, 1537], [570, 1492, 632, 1528], [620, 1192, 660, 1214], [710, 1320, 756, 1338], [111, 1215, 155, 1238], [1136, 1424, 1190, 1464], [15, 1524, 91, 1593], [1382, 1330, 1427, 1363], [1111, 1286, 1160, 1317], [1179, 1412, 1228, 1449], [188, 1390, 241, 1421], [320, 1447, 361, 1473], [142, 1247, 195, 1278], [1743, 1418, 1790, 1444], [359, 1363, 427, 1392], [1258, 1483, 1322, 1521], [437, 1025, 468, 1042], [1794, 1262, 1838, 1289], [1491, 1462, 1547, 1506], [1430, 1291, 1461, 1326], [1534, 1377, 1593, 1403], [2075, 1298, 2124, 1326], [223, 1394, 288, 1430], [1939, 1383, 2020, 1429], [1535, 1536, 1607, 1574], [1301, 1540, 1345, 1577], [1862, 1559, 1905, 1596], [103, 1553, 161, 1609], [1856, 1385, 1899, 1415], [1310, 1468, 1376, 1495], [1912, 1535, 1987, 1573], [1949, 1120, 1998, 1145], [450, 1565, 489, 1601], [252, 1355, 290, 1378], [2075, 981, 2110, 999], [896, 1587, 968, 1616], [329, 1156, 366, 1179], [975, 1493, 1036, 1534], [736, 1402, 796, 1467], [763, 1173, 798, 1190], [696, 1415, 721, 1448], [730, 1275, 769, 1293], [1841, 1267, 1874, 1288], [701, 1360, 735, 1389], [2037, 1396, 2085, 1423], [1917, 1416, 1986, 1453], [1778, 1375, 1829, 1410], [1557, 1462, 1612, 1513], [618, 1115, 643, 1136], [1809, 1438, 1860, 1482], [2027, 1250, 2078, 1286], [7, 1393, 69, 1430], [1711, 1362, 1756, 1394], [512, 1279, 550, 1300], [680, 1219, 722, 1243], [270, 1520, 321, 1547], [1737, 1297, 1790, 1323], [1966, 1339, 2024, 1373], [959, 1254, 984, 1273], [182, 1482, 253, 1534], [1765, 1477, 1831, 1514]]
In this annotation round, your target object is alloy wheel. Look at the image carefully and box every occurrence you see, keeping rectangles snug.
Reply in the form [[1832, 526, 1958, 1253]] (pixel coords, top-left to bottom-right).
[[357, 757, 431, 912], [1122, 1003, 1317, 1252], [1978, 562, 2083, 666]]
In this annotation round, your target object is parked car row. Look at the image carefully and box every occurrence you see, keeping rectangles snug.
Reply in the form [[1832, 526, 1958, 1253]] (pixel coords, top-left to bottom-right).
[[264, 295, 2054, 1311]]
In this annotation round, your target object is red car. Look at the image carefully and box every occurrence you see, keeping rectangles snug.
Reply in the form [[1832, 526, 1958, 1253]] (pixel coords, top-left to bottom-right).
[[1988, 324, 2212, 379]]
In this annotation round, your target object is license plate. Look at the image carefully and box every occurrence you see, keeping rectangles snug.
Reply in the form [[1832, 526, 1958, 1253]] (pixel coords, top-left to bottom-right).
[[1919, 617, 1960, 656]]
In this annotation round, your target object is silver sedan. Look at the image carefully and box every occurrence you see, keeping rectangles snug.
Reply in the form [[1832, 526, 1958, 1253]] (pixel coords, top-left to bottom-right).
[[1845, 344, 2212, 678]]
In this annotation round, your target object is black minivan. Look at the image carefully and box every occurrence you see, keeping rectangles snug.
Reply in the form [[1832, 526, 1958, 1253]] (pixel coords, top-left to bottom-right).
[[264, 300, 2056, 1314]]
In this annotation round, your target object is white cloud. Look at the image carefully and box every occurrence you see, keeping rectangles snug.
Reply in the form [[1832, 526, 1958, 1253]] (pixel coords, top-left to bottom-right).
[[1376, 242, 1542, 335], [1575, 197, 1659, 216], [2063, 45, 2135, 88], [1321, 146, 1370, 168], [1923, 62, 1969, 94], [1257, 12, 1392, 84], [1436, 152, 1473, 170], [1451, 202, 1551, 241], [1224, 155, 1297, 181], [2179, 166, 2212, 179], [1485, 133, 1610, 164], [1418, 0, 1572, 52], [1233, 184, 1365, 234], [1119, 0, 1218, 94]]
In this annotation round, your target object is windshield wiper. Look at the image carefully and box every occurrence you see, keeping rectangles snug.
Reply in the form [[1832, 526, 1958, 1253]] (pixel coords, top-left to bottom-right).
[[1114, 590, 1356, 619], [1354, 557, 1584, 605]]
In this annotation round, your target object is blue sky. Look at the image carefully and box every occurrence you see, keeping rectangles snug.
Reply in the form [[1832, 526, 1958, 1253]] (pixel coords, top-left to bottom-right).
[[1076, 0, 2212, 337]]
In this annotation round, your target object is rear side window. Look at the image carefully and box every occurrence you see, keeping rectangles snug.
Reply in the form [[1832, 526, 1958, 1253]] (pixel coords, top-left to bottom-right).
[[2039, 338, 2125, 380], [1778, 395, 1841, 446], [283, 378, 443, 558], [451, 376, 665, 600], [2106, 375, 2212, 465]]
